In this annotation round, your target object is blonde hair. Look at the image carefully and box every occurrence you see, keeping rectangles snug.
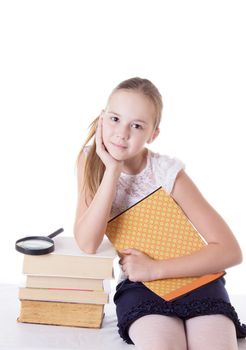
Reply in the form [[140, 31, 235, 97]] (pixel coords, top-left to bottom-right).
[[76, 77, 163, 203]]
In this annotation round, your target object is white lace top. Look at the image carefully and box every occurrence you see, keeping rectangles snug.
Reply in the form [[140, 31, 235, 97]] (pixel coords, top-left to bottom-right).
[[83, 146, 185, 281], [110, 148, 185, 219]]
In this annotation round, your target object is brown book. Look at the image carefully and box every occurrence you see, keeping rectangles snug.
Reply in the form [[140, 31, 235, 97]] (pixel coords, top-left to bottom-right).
[[26, 275, 103, 290], [19, 287, 108, 304], [22, 237, 116, 279], [106, 187, 225, 301], [18, 300, 104, 328]]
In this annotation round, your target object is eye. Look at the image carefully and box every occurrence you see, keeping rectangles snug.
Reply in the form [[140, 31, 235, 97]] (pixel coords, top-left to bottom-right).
[[132, 123, 143, 130], [110, 116, 119, 122], [109, 115, 143, 130]]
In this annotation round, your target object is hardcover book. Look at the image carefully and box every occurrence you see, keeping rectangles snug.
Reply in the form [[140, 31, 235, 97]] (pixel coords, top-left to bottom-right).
[[106, 187, 225, 301], [25, 275, 104, 290], [19, 287, 108, 304], [18, 300, 104, 328], [22, 236, 116, 279]]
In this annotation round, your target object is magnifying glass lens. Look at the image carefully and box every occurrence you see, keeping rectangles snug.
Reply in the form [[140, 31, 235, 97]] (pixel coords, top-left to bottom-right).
[[16, 239, 53, 250]]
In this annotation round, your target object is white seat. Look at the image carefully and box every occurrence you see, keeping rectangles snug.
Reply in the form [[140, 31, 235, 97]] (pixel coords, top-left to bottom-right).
[[0, 284, 245, 349]]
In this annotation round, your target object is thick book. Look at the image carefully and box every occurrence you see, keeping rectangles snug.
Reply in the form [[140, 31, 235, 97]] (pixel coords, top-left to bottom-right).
[[22, 236, 116, 279], [25, 275, 103, 290], [19, 287, 108, 304], [106, 187, 225, 301], [18, 300, 104, 328]]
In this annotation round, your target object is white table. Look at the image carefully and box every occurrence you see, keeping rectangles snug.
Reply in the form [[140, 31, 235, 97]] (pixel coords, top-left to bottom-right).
[[1, 284, 245, 349]]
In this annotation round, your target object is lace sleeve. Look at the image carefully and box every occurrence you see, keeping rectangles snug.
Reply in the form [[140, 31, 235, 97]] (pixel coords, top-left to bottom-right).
[[153, 154, 185, 194]]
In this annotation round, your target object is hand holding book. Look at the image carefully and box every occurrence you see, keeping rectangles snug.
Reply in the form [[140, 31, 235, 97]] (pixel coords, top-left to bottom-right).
[[119, 248, 157, 282]]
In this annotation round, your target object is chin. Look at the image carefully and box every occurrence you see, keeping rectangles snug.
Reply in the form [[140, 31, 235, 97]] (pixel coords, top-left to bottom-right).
[[109, 151, 125, 161], [107, 146, 127, 160]]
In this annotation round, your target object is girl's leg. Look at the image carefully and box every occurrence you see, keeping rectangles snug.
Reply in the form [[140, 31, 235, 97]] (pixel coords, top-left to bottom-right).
[[128, 314, 187, 350], [185, 314, 238, 350]]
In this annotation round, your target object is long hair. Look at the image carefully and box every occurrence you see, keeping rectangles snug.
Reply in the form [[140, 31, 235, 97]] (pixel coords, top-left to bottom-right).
[[76, 77, 163, 204]]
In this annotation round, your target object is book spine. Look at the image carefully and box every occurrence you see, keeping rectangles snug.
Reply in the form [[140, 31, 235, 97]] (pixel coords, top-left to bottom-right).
[[18, 300, 104, 328], [19, 287, 109, 304], [23, 255, 114, 279], [26, 276, 104, 290]]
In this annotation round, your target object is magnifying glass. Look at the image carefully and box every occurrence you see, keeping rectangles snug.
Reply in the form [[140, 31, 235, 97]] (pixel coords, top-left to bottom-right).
[[15, 227, 64, 255]]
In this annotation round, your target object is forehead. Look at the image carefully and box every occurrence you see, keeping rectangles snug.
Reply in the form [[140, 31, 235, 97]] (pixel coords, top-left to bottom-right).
[[106, 90, 155, 121]]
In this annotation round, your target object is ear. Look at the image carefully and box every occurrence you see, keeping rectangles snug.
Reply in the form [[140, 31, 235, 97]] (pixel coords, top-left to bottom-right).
[[147, 128, 160, 144]]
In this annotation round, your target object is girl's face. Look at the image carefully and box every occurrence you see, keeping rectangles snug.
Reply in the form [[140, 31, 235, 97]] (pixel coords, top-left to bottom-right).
[[102, 90, 159, 161]]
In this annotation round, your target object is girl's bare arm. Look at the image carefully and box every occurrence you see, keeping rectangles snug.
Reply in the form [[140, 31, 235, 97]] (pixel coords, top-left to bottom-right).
[[74, 115, 123, 254], [154, 169, 243, 279], [74, 154, 119, 254]]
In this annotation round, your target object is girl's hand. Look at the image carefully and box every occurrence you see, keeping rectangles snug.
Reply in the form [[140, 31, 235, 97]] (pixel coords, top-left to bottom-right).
[[119, 248, 158, 282], [95, 114, 124, 174]]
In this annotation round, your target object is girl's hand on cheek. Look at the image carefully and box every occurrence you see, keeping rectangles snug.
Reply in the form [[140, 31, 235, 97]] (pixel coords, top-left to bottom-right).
[[95, 114, 124, 174], [119, 248, 158, 282]]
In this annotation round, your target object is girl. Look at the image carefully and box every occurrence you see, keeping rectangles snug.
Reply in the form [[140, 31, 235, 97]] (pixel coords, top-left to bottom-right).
[[74, 77, 246, 350]]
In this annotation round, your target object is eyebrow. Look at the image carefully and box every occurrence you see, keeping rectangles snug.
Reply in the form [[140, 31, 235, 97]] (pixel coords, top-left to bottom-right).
[[107, 111, 148, 124]]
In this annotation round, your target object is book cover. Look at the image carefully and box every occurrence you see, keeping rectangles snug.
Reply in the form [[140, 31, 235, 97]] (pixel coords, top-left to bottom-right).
[[23, 237, 116, 279], [18, 300, 104, 328], [106, 187, 225, 301], [25, 275, 104, 290], [19, 287, 108, 304]]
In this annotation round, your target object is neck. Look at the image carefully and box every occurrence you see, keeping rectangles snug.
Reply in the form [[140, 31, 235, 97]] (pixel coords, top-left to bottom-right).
[[122, 148, 148, 175]]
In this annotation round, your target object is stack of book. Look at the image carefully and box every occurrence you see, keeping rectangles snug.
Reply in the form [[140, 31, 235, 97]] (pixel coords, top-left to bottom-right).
[[18, 236, 116, 328]]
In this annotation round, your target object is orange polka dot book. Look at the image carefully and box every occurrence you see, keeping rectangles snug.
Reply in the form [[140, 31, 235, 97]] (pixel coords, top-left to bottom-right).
[[106, 186, 225, 301]]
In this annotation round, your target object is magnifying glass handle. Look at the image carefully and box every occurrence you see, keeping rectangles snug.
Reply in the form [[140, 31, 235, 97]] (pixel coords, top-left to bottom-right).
[[48, 228, 64, 239]]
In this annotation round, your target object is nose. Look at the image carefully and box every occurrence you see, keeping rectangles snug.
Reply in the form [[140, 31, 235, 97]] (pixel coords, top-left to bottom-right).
[[116, 124, 130, 141]]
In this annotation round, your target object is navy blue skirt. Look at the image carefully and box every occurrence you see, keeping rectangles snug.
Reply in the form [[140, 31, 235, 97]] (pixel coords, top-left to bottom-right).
[[113, 277, 246, 344]]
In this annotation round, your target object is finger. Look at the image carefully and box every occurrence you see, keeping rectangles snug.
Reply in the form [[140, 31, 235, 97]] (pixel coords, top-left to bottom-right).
[[121, 264, 128, 275], [95, 117, 102, 140], [118, 252, 125, 259], [95, 117, 104, 149], [119, 249, 132, 255], [119, 256, 127, 265], [121, 248, 141, 255]]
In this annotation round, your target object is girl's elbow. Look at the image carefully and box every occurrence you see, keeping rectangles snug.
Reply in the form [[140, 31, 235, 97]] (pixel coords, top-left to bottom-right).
[[235, 247, 243, 265], [74, 231, 98, 255], [75, 238, 97, 255], [228, 245, 243, 267], [81, 246, 97, 254]]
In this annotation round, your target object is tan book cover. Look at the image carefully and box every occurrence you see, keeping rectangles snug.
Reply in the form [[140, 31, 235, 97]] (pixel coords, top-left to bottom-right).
[[23, 237, 116, 279], [19, 288, 108, 304], [106, 187, 225, 301], [18, 300, 104, 328], [19, 287, 108, 304], [26, 275, 103, 290]]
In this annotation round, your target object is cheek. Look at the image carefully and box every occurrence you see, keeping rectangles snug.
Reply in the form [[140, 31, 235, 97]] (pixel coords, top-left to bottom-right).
[[133, 132, 149, 145], [102, 121, 111, 141]]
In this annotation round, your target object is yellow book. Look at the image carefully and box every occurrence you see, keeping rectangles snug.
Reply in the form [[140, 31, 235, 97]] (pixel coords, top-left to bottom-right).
[[106, 187, 225, 301], [18, 300, 104, 328]]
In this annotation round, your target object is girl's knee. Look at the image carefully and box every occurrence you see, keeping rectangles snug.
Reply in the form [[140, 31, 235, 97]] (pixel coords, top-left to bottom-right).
[[128, 314, 187, 350], [185, 315, 238, 350]]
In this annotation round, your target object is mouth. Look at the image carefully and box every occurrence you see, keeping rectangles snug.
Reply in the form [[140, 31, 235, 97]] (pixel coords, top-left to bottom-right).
[[111, 143, 128, 149]]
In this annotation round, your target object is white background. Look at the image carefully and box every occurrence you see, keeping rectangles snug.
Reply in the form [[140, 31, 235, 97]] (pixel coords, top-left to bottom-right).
[[0, 0, 245, 295]]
